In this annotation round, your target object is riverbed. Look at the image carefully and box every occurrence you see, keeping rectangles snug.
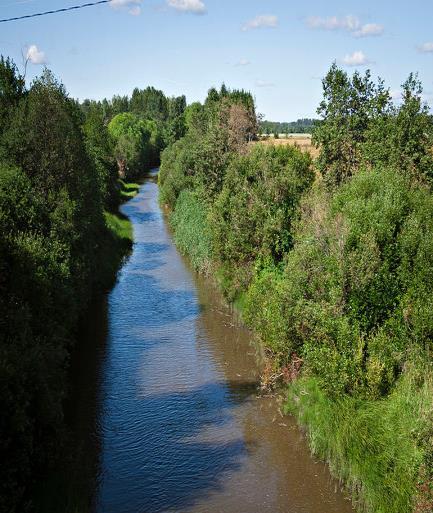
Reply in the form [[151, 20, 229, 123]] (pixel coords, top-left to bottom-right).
[[71, 171, 353, 513]]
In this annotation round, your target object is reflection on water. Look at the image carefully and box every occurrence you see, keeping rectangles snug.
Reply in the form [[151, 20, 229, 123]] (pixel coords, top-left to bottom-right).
[[72, 172, 353, 513]]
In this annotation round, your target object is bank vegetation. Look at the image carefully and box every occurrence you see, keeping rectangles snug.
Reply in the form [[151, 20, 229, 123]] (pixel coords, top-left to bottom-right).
[[0, 57, 186, 512], [159, 68, 433, 513]]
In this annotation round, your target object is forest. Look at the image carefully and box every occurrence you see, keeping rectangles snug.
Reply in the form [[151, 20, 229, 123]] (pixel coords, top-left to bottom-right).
[[159, 66, 433, 513], [259, 118, 317, 135], [0, 56, 186, 513]]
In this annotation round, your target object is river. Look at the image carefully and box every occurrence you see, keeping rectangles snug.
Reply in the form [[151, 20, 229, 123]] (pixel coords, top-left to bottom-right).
[[68, 171, 353, 513]]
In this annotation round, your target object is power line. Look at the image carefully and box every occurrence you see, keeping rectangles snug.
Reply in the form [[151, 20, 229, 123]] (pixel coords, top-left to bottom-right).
[[0, 0, 110, 23]]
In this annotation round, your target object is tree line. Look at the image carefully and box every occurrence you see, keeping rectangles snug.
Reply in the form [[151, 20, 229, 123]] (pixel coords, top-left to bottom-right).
[[80, 86, 187, 178], [159, 65, 433, 513], [259, 118, 317, 135], [0, 57, 184, 513]]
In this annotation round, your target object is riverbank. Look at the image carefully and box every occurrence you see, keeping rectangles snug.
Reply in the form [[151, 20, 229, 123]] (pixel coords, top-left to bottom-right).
[[119, 179, 140, 200], [103, 180, 139, 256], [97, 179, 142, 288], [62, 174, 353, 513], [161, 164, 433, 513], [158, 83, 433, 513], [32, 179, 137, 513]]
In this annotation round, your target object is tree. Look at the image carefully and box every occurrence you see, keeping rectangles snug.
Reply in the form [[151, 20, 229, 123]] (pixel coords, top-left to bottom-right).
[[0, 59, 112, 513], [108, 112, 152, 178], [184, 102, 206, 133], [130, 86, 168, 121], [82, 103, 118, 207], [313, 63, 391, 186], [0, 57, 25, 134], [164, 95, 186, 145], [392, 74, 433, 181]]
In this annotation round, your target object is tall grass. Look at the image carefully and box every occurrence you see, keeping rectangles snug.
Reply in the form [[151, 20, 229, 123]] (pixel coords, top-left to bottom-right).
[[91, 210, 133, 289], [285, 361, 433, 513], [104, 210, 133, 243], [119, 179, 140, 200], [169, 190, 212, 273]]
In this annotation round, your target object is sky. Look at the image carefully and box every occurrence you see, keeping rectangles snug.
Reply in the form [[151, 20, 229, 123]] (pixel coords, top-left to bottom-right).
[[1, 0, 433, 121]]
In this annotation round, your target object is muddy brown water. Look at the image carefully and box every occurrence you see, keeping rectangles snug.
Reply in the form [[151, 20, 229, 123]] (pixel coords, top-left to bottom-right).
[[69, 171, 354, 513]]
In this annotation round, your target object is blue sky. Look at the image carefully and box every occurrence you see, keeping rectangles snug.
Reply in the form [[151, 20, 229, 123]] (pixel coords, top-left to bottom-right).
[[1, 0, 433, 120]]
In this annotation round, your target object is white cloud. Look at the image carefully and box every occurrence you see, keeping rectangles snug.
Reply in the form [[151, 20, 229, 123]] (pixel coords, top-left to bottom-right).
[[109, 0, 141, 15], [307, 15, 360, 31], [242, 15, 278, 32], [110, 0, 140, 6], [235, 58, 251, 66], [353, 23, 383, 38], [418, 42, 433, 53], [167, 0, 206, 14], [256, 80, 275, 88], [26, 45, 46, 65], [307, 15, 383, 38], [342, 50, 369, 66]]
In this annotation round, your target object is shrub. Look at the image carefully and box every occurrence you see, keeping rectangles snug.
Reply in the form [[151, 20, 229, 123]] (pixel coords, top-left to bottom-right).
[[170, 190, 212, 273], [211, 144, 313, 299]]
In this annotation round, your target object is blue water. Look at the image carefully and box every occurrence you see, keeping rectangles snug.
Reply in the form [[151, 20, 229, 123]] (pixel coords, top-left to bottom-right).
[[90, 173, 353, 513]]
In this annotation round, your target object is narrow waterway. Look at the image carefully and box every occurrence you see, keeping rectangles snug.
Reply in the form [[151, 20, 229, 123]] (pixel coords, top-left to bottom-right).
[[73, 171, 353, 513]]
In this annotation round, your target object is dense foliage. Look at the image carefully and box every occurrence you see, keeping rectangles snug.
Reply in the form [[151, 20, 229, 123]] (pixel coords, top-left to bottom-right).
[[159, 86, 312, 300], [313, 63, 433, 186], [260, 118, 317, 135], [0, 56, 178, 512], [160, 69, 433, 513], [81, 86, 186, 178], [211, 145, 313, 299], [159, 85, 258, 208]]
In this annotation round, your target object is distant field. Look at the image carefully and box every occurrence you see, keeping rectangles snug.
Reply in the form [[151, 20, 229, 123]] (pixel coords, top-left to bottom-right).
[[256, 134, 319, 158]]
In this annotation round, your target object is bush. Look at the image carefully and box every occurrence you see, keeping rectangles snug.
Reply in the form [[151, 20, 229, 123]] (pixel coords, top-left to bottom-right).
[[211, 144, 313, 298], [158, 137, 193, 208], [170, 190, 212, 273], [245, 168, 432, 394], [241, 166, 433, 513]]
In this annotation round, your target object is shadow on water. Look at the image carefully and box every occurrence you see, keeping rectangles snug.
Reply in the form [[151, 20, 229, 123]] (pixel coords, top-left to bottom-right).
[[109, 271, 202, 326], [95, 382, 260, 513], [121, 208, 161, 224]]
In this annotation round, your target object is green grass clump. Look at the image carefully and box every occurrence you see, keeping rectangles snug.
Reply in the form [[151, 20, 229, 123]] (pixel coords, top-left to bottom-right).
[[169, 190, 212, 273], [104, 210, 133, 243], [285, 363, 433, 513], [119, 179, 140, 200]]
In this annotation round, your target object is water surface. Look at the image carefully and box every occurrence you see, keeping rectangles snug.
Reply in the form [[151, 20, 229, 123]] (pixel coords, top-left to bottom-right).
[[73, 172, 353, 513]]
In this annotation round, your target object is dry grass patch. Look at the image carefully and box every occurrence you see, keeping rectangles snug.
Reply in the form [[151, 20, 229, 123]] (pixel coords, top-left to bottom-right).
[[256, 135, 320, 158]]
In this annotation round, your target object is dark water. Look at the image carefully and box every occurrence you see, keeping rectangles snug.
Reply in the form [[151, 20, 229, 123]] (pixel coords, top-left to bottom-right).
[[71, 172, 353, 513]]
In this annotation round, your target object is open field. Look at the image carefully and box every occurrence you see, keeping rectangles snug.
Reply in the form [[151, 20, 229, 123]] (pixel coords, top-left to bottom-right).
[[256, 134, 319, 158]]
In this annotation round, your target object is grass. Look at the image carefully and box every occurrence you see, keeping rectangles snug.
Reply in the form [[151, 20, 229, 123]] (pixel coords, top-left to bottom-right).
[[104, 180, 137, 268], [169, 190, 212, 273], [284, 361, 433, 513], [104, 210, 133, 243], [256, 135, 320, 158], [119, 179, 140, 200], [93, 210, 133, 290]]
